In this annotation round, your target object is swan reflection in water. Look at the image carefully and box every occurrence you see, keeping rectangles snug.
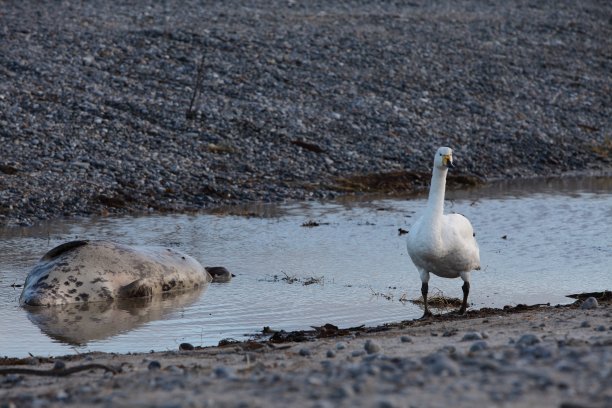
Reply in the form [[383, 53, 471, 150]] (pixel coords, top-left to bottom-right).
[[24, 287, 205, 346]]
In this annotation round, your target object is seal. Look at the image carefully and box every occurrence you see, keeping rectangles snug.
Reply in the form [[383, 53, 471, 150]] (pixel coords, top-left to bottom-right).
[[205, 266, 234, 283], [19, 240, 212, 306]]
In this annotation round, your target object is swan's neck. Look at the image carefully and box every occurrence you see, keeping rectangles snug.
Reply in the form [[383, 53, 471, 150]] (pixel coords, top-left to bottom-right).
[[424, 166, 447, 227]]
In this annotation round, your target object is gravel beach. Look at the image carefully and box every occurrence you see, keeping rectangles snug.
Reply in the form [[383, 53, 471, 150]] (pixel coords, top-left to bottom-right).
[[1, 299, 611, 407], [1, 0, 610, 226]]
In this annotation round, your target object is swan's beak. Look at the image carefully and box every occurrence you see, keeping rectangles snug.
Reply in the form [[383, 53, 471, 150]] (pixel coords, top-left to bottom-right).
[[443, 155, 454, 168]]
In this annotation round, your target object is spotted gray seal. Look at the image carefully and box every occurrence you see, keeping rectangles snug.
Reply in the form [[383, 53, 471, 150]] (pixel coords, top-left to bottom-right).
[[205, 266, 234, 283], [20, 240, 212, 306]]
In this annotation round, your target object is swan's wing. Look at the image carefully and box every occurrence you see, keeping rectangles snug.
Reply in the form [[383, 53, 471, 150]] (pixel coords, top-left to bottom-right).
[[445, 213, 475, 239], [442, 213, 480, 270]]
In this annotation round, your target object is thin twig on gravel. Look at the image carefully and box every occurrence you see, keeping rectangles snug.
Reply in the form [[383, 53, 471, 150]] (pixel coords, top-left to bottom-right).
[[0, 363, 117, 377], [186, 54, 205, 120]]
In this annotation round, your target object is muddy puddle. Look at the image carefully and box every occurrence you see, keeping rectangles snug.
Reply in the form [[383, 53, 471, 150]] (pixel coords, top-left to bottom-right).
[[0, 176, 610, 357]]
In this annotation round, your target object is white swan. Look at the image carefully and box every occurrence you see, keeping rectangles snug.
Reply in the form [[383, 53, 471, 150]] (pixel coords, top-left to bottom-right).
[[406, 147, 480, 318]]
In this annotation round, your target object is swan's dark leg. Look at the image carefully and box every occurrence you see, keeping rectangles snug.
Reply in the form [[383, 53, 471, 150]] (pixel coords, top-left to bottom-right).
[[421, 282, 432, 319], [458, 281, 470, 315]]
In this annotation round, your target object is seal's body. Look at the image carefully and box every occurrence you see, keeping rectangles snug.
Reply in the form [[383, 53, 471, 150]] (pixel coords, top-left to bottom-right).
[[20, 240, 211, 306]]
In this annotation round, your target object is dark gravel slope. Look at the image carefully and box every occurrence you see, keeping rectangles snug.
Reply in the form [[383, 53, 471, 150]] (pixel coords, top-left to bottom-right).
[[1, 1, 610, 226]]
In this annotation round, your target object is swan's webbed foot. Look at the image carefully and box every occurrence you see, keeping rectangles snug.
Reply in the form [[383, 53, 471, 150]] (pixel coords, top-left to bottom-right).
[[420, 310, 433, 320]]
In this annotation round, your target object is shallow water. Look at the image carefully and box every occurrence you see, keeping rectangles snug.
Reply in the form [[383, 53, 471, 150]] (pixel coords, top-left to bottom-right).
[[0, 177, 610, 358]]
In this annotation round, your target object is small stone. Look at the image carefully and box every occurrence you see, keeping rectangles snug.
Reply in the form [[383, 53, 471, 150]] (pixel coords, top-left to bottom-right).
[[336, 342, 347, 350], [351, 350, 366, 357], [470, 341, 488, 352], [364, 339, 382, 354], [307, 375, 323, 386], [595, 325, 606, 332], [400, 335, 412, 343], [148, 361, 161, 371], [377, 399, 395, 408], [443, 328, 458, 337], [82, 55, 95, 65], [56, 390, 69, 400], [299, 348, 311, 357], [581, 297, 598, 310], [461, 332, 482, 341], [2, 374, 22, 385], [520, 345, 553, 359], [213, 366, 231, 378], [439, 345, 456, 354], [422, 353, 459, 376], [580, 320, 591, 328], [331, 384, 354, 399], [166, 365, 184, 374], [313, 401, 335, 408], [53, 360, 66, 370], [179, 342, 194, 351], [326, 350, 336, 358], [515, 334, 540, 347]]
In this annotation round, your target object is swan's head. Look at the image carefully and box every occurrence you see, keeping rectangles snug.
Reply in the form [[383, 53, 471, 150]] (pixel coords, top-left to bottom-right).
[[434, 147, 454, 169]]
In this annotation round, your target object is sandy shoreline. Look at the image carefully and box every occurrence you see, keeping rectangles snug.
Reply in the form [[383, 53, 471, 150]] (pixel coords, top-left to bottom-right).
[[1, 296, 610, 407]]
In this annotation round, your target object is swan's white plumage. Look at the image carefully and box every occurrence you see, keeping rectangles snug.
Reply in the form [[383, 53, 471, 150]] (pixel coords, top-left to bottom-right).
[[406, 147, 480, 315], [408, 213, 479, 278]]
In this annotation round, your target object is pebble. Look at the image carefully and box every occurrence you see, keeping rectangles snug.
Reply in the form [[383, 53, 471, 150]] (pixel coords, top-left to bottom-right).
[[166, 365, 185, 374], [377, 399, 396, 408], [299, 348, 312, 357], [443, 328, 458, 337], [469, 341, 489, 352], [2, 374, 22, 385], [580, 297, 599, 310], [326, 350, 336, 358], [53, 361, 66, 370], [400, 336, 413, 343], [336, 342, 347, 350], [148, 361, 162, 371], [330, 384, 355, 399], [422, 353, 460, 376], [580, 320, 591, 328], [179, 343, 194, 351], [515, 334, 541, 348], [439, 345, 456, 354], [520, 345, 553, 359], [364, 340, 382, 354], [213, 366, 231, 379], [55, 390, 69, 400], [462, 332, 483, 341]]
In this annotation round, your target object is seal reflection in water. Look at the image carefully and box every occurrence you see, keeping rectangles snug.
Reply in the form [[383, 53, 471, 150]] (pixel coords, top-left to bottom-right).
[[20, 240, 212, 307], [26, 289, 204, 345]]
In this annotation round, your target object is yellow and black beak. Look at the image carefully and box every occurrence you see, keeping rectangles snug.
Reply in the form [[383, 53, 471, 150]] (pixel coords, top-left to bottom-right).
[[443, 155, 454, 169]]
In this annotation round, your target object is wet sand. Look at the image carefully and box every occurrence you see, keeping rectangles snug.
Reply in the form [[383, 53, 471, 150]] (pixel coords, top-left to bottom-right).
[[1, 297, 610, 407]]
